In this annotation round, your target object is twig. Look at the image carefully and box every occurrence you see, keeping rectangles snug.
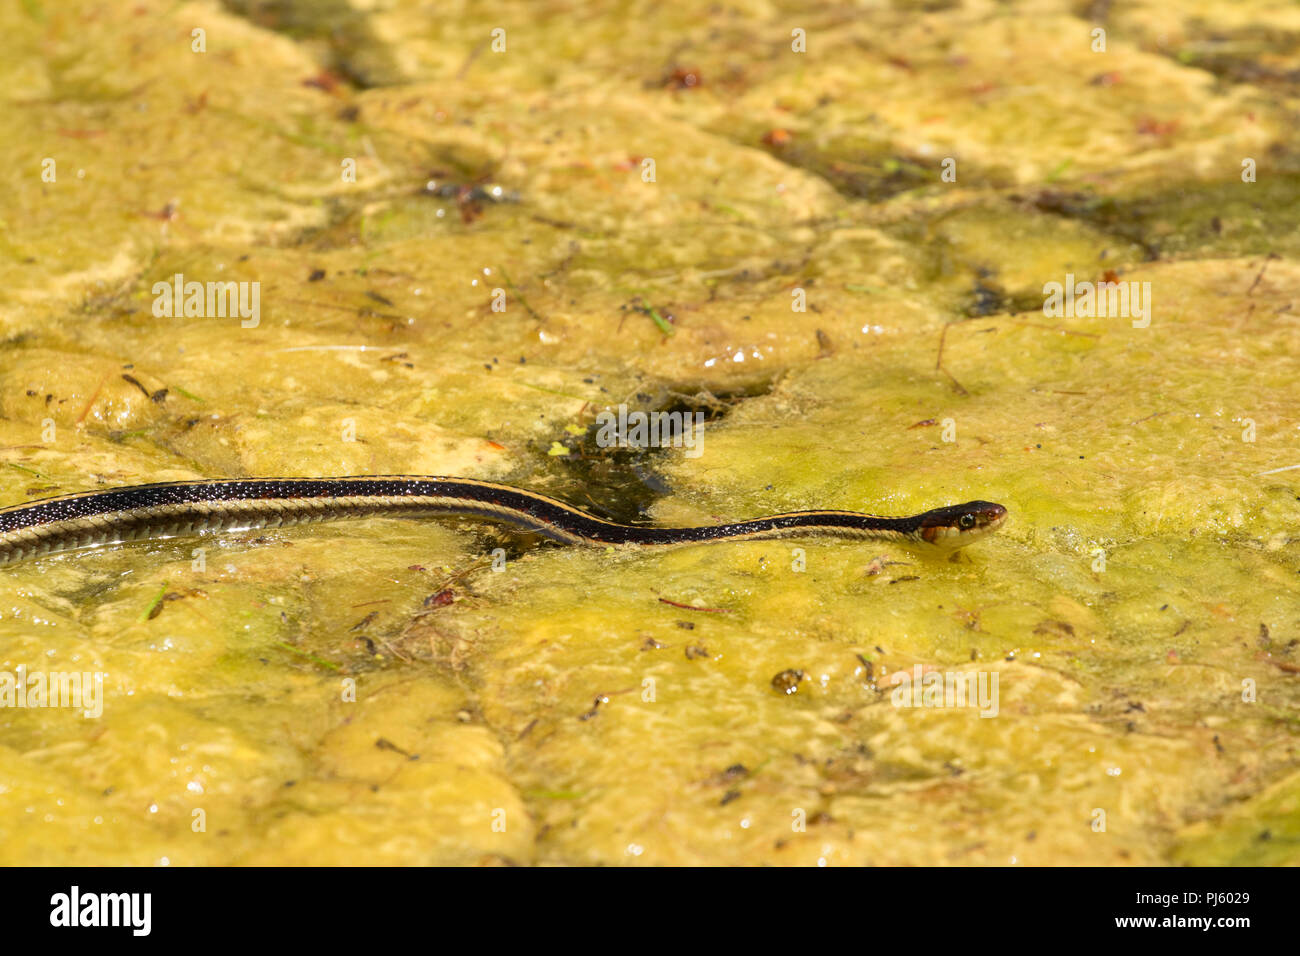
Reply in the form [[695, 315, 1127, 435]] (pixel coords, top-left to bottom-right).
[[658, 597, 732, 613]]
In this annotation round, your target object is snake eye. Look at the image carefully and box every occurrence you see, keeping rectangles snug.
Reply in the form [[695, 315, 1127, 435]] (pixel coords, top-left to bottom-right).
[[958, 513, 976, 530]]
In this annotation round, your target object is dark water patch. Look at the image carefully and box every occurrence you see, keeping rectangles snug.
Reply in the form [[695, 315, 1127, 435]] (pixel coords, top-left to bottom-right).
[[1016, 189, 1164, 261], [961, 270, 1047, 318], [219, 0, 402, 89], [1157, 26, 1300, 94], [1017, 172, 1300, 261], [538, 379, 779, 528]]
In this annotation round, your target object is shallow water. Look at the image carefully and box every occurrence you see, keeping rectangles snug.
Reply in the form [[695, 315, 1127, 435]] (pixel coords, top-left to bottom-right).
[[1, 0, 1298, 865]]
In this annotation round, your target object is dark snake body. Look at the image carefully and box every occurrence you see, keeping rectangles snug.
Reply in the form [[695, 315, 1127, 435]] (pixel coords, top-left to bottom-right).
[[0, 476, 1007, 566]]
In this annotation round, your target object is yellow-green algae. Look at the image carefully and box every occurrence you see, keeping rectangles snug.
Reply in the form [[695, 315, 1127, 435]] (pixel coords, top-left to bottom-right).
[[0, 0, 1298, 865]]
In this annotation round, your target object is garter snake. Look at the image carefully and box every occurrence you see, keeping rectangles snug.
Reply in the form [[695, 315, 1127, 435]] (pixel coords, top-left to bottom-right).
[[0, 476, 1007, 567]]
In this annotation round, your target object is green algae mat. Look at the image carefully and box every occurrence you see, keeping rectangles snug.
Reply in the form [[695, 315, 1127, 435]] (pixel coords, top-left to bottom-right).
[[1, 0, 1298, 866]]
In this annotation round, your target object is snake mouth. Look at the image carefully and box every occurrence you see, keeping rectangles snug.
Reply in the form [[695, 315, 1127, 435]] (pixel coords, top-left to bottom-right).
[[979, 502, 1009, 530], [962, 501, 1008, 538], [918, 500, 1008, 546]]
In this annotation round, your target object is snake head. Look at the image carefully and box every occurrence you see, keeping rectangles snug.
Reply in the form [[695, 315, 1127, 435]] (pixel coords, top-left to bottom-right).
[[917, 500, 1008, 548]]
